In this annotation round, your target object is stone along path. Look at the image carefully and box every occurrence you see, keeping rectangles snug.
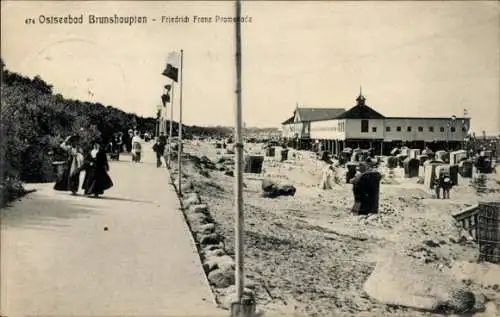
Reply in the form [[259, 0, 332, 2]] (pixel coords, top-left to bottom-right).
[[1, 146, 225, 316]]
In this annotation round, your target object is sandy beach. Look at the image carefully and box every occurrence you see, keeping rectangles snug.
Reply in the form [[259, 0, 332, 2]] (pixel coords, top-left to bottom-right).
[[170, 139, 500, 317]]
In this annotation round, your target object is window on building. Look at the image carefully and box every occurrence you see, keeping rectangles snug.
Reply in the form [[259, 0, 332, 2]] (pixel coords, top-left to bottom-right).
[[429, 126, 434, 132], [386, 127, 391, 132], [440, 127, 445, 132], [361, 120, 369, 133], [396, 126, 401, 132], [372, 127, 377, 132], [450, 127, 456, 133], [418, 126, 423, 132], [407, 126, 412, 132]]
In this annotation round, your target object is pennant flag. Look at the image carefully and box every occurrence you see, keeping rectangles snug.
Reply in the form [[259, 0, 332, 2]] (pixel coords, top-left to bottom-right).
[[162, 51, 180, 82], [161, 93, 170, 106]]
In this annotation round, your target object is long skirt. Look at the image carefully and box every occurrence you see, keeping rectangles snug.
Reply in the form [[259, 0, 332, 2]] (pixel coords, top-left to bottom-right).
[[132, 151, 141, 162], [54, 167, 80, 193], [125, 142, 132, 153], [82, 168, 113, 196]]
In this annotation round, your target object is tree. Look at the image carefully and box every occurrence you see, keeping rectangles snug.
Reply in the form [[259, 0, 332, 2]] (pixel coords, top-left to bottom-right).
[[32, 75, 53, 94]]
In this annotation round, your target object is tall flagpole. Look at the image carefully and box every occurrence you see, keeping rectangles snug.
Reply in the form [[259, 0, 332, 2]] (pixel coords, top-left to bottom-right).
[[160, 105, 164, 135], [178, 49, 184, 196], [234, 0, 244, 307], [168, 82, 175, 168]]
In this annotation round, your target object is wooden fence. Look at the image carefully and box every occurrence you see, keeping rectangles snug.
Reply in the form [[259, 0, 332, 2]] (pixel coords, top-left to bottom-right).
[[454, 204, 480, 240], [453, 202, 500, 264]]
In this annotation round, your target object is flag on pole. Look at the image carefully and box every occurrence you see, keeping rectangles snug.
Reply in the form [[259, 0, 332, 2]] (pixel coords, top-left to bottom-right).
[[161, 93, 170, 107], [162, 51, 180, 82]]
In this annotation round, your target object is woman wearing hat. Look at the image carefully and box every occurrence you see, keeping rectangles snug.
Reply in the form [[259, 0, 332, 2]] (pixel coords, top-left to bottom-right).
[[82, 139, 113, 197], [54, 135, 85, 195]]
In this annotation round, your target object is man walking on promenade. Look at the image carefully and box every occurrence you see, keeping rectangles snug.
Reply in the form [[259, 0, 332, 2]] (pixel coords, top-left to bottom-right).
[[154, 132, 167, 167]]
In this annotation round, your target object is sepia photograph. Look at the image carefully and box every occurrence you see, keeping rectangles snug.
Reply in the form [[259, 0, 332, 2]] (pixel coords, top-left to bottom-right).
[[1, 1, 499, 316]]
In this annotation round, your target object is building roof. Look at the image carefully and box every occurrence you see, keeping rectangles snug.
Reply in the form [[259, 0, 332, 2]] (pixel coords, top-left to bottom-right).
[[284, 92, 470, 124], [386, 117, 470, 120], [335, 94, 386, 119], [281, 116, 295, 125], [295, 107, 346, 122]]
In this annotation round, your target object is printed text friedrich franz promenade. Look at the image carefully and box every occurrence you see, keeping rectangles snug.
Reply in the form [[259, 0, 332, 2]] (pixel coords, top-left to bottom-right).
[[28, 14, 253, 25]]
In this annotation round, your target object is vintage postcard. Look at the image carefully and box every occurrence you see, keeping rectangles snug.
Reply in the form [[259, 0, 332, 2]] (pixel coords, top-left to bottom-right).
[[1, 1, 499, 316]]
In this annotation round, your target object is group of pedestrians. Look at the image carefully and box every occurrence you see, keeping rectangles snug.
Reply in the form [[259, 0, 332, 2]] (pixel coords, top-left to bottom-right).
[[108, 129, 168, 166], [120, 129, 151, 164], [130, 130, 168, 167], [54, 135, 113, 197], [53, 129, 170, 197], [106, 129, 145, 163], [434, 167, 454, 199]]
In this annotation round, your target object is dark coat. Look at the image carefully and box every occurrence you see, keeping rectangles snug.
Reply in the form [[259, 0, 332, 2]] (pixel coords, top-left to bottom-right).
[[53, 163, 80, 192], [154, 135, 167, 154], [82, 149, 113, 195], [54, 149, 82, 192]]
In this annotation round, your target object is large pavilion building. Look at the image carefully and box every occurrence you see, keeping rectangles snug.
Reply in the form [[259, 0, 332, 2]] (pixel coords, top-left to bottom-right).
[[281, 92, 471, 155]]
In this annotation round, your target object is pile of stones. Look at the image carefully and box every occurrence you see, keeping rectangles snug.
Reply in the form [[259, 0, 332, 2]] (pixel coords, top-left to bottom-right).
[[180, 191, 256, 309]]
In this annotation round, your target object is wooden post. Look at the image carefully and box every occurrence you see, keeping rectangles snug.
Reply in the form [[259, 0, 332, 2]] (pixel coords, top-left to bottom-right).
[[168, 82, 175, 167], [234, 0, 245, 312], [231, 1, 256, 315]]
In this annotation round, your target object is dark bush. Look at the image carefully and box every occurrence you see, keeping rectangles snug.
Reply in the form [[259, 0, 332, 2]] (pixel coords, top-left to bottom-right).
[[0, 60, 159, 189], [0, 178, 27, 208]]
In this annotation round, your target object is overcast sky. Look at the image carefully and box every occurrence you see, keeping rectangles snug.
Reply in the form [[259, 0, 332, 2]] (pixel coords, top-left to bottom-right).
[[1, 1, 499, 134]]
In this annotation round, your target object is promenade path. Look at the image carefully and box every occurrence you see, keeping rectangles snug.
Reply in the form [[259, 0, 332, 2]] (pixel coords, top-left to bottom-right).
[[1, 145, 225, 316]]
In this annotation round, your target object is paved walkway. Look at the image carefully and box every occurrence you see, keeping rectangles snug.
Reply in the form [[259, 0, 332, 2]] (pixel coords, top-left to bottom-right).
[[1, 145, 225, 316]]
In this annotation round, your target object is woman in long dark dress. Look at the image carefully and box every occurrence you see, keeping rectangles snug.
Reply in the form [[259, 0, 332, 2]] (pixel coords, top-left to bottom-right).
[[54, 135, 85, 195], [82, 141, 113, 197]]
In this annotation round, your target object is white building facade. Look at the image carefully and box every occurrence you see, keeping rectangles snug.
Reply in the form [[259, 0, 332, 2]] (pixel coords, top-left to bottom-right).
[[383, 117, 469, 143], [283, 93, 471, 155]]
